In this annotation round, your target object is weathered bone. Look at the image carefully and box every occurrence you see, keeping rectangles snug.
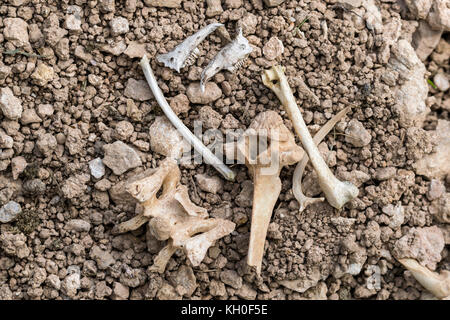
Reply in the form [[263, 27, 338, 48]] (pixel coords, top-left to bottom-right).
[[140, 55, 235, 181], [157, 23, 223, 72], [293, 106, 352, 212], [112, 158, 235, 273], [262, 65, 359, 209], [225, 111, 303, 274], [398, 258, 450, 299], [200, 27, 253, 92]]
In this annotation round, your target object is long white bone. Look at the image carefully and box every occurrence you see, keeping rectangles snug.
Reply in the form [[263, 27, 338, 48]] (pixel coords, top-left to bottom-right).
[[140, 55, 235, 181], [157, 23, 223, 72], [293, 106, 352, 212], [262, 65, 358, 209]]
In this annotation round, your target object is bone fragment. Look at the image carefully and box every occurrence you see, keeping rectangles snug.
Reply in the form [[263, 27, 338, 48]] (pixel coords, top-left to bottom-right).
[[398, 258, 450, 299], [200, 28, 253, 92], [157, 23, 223, 72]]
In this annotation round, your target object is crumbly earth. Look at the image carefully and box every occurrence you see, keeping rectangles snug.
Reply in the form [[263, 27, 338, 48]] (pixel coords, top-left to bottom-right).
[[0, 0, 449, 300]]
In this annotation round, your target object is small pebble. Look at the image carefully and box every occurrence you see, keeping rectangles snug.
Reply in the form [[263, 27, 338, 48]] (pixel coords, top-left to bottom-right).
[[89, 158, 106, 179], [0, 201, 22, 223]]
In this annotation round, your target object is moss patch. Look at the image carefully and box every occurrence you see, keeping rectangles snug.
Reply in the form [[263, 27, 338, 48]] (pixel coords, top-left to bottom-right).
[[14, 210, 40, 235], [22, 162, 40, 179]]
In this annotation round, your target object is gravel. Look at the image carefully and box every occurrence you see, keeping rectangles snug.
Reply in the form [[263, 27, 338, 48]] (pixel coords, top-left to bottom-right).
[[0, 0, 448, 301]]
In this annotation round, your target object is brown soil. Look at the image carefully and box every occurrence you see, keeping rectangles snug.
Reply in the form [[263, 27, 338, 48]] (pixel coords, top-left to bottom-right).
[[0, 0, 448, 300]]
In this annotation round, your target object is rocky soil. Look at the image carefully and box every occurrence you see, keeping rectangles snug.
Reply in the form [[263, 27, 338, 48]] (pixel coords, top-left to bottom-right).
[[0, 0, 449, 300]]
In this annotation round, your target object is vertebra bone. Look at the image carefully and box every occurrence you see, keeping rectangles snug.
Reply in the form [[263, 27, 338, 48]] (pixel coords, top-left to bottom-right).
[[225, 111, 303, 274], [112, 158, 235, 273]]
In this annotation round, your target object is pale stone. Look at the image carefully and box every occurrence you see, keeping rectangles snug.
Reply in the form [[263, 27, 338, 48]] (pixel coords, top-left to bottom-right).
[[195, 174, 223, 194], [3, 18, 29, 47], [149, 116, 188, 158], [413, 21, 443, 61], [389, 40, 429, 128], [124, 78, 153, 101], [428, 0, 450, 31], [263, 0, 286, 7], [37, 104, 54, 118], [186, 82, 222, 104], [0, 87, 23, 120], [31, 63, 55, 86], [393, 226, 444, 270], [345, 119, 372, 147], [66, 219, 91, 232], [65, 14, 82, 32], [263, 36, 284, 60], [20, 109, 42, 125], [11, 156, 27, 180], [433, 73, 449, 92], [100, 41, 127, 56], [206, 0, 223, 17], [169, 94, 190, 115], [144, 0, 182, 8], [124, 42, 148, 58], [110, 17, 129, 36], [0, 201, 21, 223], [102, 141, 142, 175], [91, 245, 115, 270], [404, 0, 432, 19], [89, 158, 106, 179], [414, 120, 450, 179]]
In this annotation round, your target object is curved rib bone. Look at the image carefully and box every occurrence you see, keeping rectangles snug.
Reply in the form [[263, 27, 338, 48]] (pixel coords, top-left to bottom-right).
[[200, 27, 253, 92], [293, 106, 352, 212], [226, 111, 303, 274], [157, 23, 223, 72], [140, 55, 235, 181], [398, 258, 450, 299], [113, 158, 235, 273], [262, 65, 359, 209]]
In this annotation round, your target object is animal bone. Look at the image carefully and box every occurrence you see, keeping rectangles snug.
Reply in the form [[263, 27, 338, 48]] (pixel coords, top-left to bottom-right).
[[262, 65, 359, 209], [112, 158, 235, 273], [200, 27, 253, 92], [398, 258, 450, 299], [157, 23, 223, 72], [293, 106, 352, 212], [224, 111, 303, 274], [140, 55, 235, 181]]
